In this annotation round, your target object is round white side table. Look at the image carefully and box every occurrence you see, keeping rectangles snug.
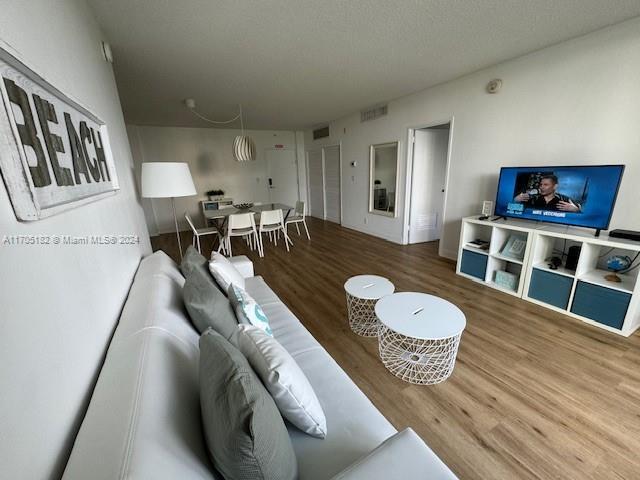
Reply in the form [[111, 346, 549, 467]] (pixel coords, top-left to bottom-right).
[[344, 275, 395, 337], [375, 292, 466, 385]]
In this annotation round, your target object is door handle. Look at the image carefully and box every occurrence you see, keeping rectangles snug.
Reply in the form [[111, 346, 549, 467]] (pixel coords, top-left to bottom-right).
[[268, 178, 273, 188]]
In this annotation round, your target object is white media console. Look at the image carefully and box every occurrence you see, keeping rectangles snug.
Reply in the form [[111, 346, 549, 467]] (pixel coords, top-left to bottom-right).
[[457, 216, 640, 337]]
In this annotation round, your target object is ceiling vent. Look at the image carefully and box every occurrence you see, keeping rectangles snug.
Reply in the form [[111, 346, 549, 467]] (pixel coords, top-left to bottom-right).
[[313, 126, 330, 140], [361, 104, 388, 122]]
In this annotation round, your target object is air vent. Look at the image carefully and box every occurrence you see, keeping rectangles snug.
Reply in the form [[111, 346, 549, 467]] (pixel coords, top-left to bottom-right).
[[313, 126, 330, 140], [361, 104, 388, 122]]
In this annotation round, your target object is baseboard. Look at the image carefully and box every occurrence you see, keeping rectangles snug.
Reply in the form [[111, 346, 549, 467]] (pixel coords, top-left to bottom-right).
[[150, 227, 191, 237], [340, 222, 403, 244], [439, 248, 458, 261]]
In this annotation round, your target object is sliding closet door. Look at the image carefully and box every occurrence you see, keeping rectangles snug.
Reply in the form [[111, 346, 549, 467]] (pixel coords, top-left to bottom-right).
[[323, 145, 341, 223], [307, 149, 325, 219]]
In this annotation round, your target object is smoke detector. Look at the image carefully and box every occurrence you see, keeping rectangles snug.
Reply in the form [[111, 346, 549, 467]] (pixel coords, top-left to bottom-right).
[[486, 79, 502, 94]]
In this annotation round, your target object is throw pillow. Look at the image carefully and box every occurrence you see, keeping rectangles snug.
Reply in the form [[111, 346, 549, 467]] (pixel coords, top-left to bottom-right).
[[209, 251, 245, 292], [199, 329, 298, 480], [236, 324, 328, 439], [180, 245, 208, 277], [183, 264, 238, 339], [228, 284, 272, 336]]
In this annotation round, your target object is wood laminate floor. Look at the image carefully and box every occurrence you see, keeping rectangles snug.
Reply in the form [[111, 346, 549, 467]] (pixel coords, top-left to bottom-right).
[[152, 217, 640, 479]]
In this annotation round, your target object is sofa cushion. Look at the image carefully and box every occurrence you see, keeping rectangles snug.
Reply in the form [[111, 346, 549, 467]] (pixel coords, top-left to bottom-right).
[[331, 428, 457, 480], [209, 251, 245, 292], [199, 329, 298, 480], [183, 264, 238, 339], [63, 251, 215, 480], [63, 328, 218, 480], [109, 252, 199, 347], [235, 324, 327, 439], [244, 276, 398, 479]]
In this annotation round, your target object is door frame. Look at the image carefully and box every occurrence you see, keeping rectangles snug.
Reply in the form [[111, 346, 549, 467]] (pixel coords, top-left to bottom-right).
[[305, 143, 342, 224], [265, 147, 300, 204], [402, 117, 454, 254]]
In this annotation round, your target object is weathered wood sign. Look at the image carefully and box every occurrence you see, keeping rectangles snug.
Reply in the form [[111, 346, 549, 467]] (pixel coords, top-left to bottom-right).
[[0, 44, 118, 221]]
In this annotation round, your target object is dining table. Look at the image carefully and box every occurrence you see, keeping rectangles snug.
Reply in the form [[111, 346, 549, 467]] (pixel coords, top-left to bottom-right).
[[203, 203, 295, 245]]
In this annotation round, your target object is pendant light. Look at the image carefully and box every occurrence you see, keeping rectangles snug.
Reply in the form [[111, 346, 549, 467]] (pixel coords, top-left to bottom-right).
[[232, 105, 256, 162], [185, 99, 256, 161]]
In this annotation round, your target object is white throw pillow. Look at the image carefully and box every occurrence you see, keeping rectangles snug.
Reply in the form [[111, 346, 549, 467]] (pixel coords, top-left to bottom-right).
[[209, 252, 245, 292], [235, 324, 327, 438], [228, 284, 272, 336]]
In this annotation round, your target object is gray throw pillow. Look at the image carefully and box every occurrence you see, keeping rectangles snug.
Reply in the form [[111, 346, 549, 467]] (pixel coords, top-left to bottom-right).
[[180, 245, 208, 277], [199, 329, 298, 480], [183, 263, 238, 339]]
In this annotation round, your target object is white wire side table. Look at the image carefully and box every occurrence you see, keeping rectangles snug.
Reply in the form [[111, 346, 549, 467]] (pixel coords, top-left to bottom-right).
[[344, 275, 395, 337], [375, 292, 466, 385]]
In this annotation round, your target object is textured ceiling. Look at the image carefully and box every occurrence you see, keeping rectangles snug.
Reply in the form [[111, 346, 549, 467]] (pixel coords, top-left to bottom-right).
[[88, 0, 640, 130]]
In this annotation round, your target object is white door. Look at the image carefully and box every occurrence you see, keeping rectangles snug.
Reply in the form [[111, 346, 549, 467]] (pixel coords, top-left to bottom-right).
[[323, 145, 341, 223], [307, 149, 325, 219], [266, 149, 299, 206], [409, 129, 449, 243]]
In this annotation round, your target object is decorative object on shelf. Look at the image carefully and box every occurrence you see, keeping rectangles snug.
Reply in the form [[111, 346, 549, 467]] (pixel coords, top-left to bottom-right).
[[233, 203, 253, 210], [501, 234, 527, 260], [0, 45, 119, 221], [566, 245, 581, 271], [206, 189, 225, 200], [479, 200, 494, 220], [547, 256, 562, 270], [467, 238, 490, 250], [605, 255, 632, 283], [184, 99, 255, 161], [141, 162, 196, 260], [494, 270, 518, 291]]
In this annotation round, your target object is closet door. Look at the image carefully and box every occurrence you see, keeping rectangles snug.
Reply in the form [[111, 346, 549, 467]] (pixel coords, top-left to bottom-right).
[[323, 145, 341, 223], [307, 149, 325, 219]]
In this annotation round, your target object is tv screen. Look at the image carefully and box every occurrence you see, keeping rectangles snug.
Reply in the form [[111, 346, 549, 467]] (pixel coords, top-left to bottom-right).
[[494, 165, 624, 230]]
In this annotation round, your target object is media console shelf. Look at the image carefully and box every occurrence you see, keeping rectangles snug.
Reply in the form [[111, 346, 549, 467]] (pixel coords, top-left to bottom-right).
[[457, 216, 640, 337]]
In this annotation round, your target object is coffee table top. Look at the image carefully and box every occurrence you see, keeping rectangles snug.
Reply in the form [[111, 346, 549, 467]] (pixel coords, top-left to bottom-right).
[[344, 275, 394, 300], [375, 292, 466, 340]]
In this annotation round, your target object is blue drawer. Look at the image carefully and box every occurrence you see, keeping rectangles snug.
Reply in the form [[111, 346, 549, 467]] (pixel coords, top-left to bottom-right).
[[528, 269, 573, 309], [571, 281, 630, 330], [460, 249, 488, 281]]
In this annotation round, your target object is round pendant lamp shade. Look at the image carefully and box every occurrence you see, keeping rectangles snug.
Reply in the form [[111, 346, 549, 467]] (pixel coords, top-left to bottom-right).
[[233, 135, 256, 162], [141, 162, 197, 198]]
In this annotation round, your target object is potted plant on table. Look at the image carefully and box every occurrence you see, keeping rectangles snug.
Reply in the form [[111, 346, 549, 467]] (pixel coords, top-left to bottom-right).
[[206, 189, 225, 201]]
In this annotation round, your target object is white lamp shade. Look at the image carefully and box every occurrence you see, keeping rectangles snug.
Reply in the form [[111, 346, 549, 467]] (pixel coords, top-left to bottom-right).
[[233, 135, 256, 162], [141, 162, 197, 198]]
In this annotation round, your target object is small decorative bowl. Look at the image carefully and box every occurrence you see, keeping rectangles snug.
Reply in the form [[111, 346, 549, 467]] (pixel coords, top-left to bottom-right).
[[233, 203, 254, 210]]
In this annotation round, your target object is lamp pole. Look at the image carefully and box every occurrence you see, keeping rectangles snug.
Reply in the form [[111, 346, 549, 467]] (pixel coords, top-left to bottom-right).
[[171, 197, 183, 260]]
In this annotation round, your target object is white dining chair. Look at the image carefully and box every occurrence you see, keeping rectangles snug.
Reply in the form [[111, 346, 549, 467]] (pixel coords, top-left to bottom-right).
[[185, 213, 224, 255], [285, 201, 310, 240], [258, 209, 291, 255], [225, 212, 261, 257]]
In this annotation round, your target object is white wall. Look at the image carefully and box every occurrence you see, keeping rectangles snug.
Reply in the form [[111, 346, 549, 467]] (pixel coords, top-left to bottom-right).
[[0, 1, 151, 479], [128, 125, 305, 234], [305, 18, 640, 257]]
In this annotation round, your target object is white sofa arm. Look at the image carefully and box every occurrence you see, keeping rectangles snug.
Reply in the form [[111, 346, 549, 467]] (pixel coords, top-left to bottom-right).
[[331, 428, 458, 480], [229, 255, 254, 278]]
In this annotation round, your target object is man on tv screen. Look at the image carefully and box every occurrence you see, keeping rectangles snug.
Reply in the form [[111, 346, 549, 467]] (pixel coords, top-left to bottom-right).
[[513, 174, 581, 212]]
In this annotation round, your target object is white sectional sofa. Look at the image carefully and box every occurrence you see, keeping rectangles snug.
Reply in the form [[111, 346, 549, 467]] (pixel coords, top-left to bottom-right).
[[62, 251, 457, 479]]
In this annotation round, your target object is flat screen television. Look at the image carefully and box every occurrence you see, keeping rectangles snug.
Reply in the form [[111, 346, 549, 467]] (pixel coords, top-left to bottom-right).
[[494, 165, 625, 231]]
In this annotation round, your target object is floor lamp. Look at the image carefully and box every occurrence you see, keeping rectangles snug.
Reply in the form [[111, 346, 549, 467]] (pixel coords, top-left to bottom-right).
[[141, 162, 197, 260]]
